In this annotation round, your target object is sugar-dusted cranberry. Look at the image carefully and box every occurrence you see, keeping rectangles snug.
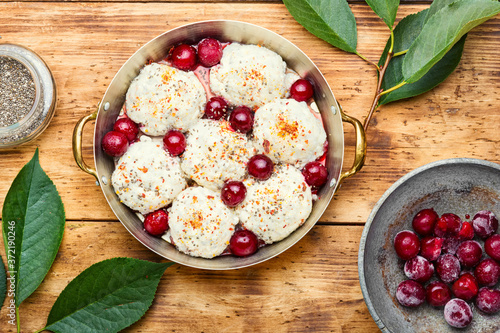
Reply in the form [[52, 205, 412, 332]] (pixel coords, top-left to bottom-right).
[[426, 281, 452, 307], [113, 118, 139, 142], [420, 236, 443, 262], [144, 210, 169, 236], [102, 131, 129, 157], [472, 210, 499, 239], [436, 254, 461, 283], [171, 44, 197, 71], [412, 208, 439, 236], [404, 255, 434, 283], [221, 181, 247, 207], [434, 213, 462, 238], [204, 96, 228, 120], [230, 229, 259, 257], [456, 240, 482, 268], [302, 161, 328, 187], [229, 106, 254, 133], [247, 154, 274, 180], [485, 234, 500, 261], [474, 258, 500, 287], [442, 236, 461, 255], [458, 221, 474, 240], [444, 298, 473, 328], [452, 273, 479, 301], [197, 38, 223, 67], [290, 79, 314, 102], [163, 130, 186, 156], [396, 280, 425, 308], [476, 287, 500, 314]]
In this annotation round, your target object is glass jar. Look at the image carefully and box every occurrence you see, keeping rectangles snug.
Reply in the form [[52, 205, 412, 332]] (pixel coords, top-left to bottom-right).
[[0, 44, 56, 148]]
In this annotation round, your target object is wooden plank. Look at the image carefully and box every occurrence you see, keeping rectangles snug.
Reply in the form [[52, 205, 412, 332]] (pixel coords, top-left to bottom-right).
[[0, 223, 378, 333], [0, 3, 498, 223], [0, 0, 433, 3]]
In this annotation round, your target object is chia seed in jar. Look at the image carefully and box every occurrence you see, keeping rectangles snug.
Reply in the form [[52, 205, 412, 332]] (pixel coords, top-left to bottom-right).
[[0, 44, 56, 148]]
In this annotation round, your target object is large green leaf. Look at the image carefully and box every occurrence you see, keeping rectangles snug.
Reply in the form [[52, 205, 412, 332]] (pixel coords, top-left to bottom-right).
[[283, 0, 357, 53], [45, 258, 173, 333], [402, 0, 500, 84], [0, 255, 6, 310], [378, 9, 466, 105], [365, 0, 400, 28], [2, 149, 65, 307]]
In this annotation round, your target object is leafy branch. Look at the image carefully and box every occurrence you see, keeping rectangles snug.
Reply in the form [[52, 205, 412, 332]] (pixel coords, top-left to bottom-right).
[[1, 150, 172, 333], [283, 0, 500, 131]]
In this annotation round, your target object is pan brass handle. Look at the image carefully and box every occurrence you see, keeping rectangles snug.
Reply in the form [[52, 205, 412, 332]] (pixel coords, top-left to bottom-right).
[[72, 110, 99, 183], [338, 106, 366, 184]]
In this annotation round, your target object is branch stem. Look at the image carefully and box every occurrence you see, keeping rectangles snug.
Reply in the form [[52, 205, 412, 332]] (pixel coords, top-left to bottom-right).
[[355, 52, 380, 71], [363, 50, 393, 130], [380, 81, 407, 95], [16, 306, 20, 333], [388, 29, 395, 54], [393, 49, 408, 57]]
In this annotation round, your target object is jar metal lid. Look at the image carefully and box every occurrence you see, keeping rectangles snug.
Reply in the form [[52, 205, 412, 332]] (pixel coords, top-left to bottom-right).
[[0, 44, 57, 148]]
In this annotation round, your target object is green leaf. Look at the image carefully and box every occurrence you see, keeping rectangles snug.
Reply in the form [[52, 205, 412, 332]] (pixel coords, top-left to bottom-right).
[[2, 149, 65, 307], [424, 0, 458, 24], [45, 258, 173, 333], [365, 0, 400, 28], [283, 0, 357, 53], [0, 256, 6, 310], [402, 0, 500, 84], [378, 9, 466, 105]]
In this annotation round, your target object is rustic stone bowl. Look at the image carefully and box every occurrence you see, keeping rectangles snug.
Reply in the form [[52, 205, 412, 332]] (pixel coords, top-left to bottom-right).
[[359, 158, 500, 332]]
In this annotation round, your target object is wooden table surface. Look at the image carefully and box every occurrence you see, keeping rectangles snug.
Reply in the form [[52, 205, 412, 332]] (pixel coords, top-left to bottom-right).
[[0, 1, 499, 332]]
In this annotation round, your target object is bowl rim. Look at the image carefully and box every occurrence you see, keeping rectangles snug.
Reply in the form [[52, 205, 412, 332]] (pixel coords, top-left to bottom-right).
[[358, 157, 500, 332]]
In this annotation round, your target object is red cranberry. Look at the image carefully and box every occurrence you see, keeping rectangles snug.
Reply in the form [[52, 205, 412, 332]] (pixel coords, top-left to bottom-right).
[[474, 258, 500, 287], [404, 255, 434, 283], [204, 97, 228, 120], [412, 208, 439, 236], [171, 44, 197, 71], [247, 154, 274, 180], [456, 240, 483, 268], [302, 161, 328, 187], [436, 254, 461, 283], [434, 213, 462, 238], [394, 231, 420, 261], [452, 273, 479, 301], [476, 287, 500, 314], [197, 38, 223, 67], [221, 181, 247, 207], [458, 221, 474, 240], [290, 79, 314, 102], [396, 280, 425, 308], [163, 130, 186, 156], [485, 234, 500, 261], [113, 118, 139, 142], [144, 210, 169, 236], [102, 131, 129, 157], [472, 210, 498, 239], [444, 298, 473, 328], [426, 281, 452, 307], [442, 236, 461, 255], [230, 229, 258, 257], [420, 236, 444, 262], [229, 106, 254, 133]]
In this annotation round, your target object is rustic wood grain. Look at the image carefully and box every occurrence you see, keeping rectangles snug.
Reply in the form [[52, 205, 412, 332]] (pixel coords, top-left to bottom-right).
[[0, 0, 433, 3], [0, 2, 498, 225], [0, 223, 377, 333]]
